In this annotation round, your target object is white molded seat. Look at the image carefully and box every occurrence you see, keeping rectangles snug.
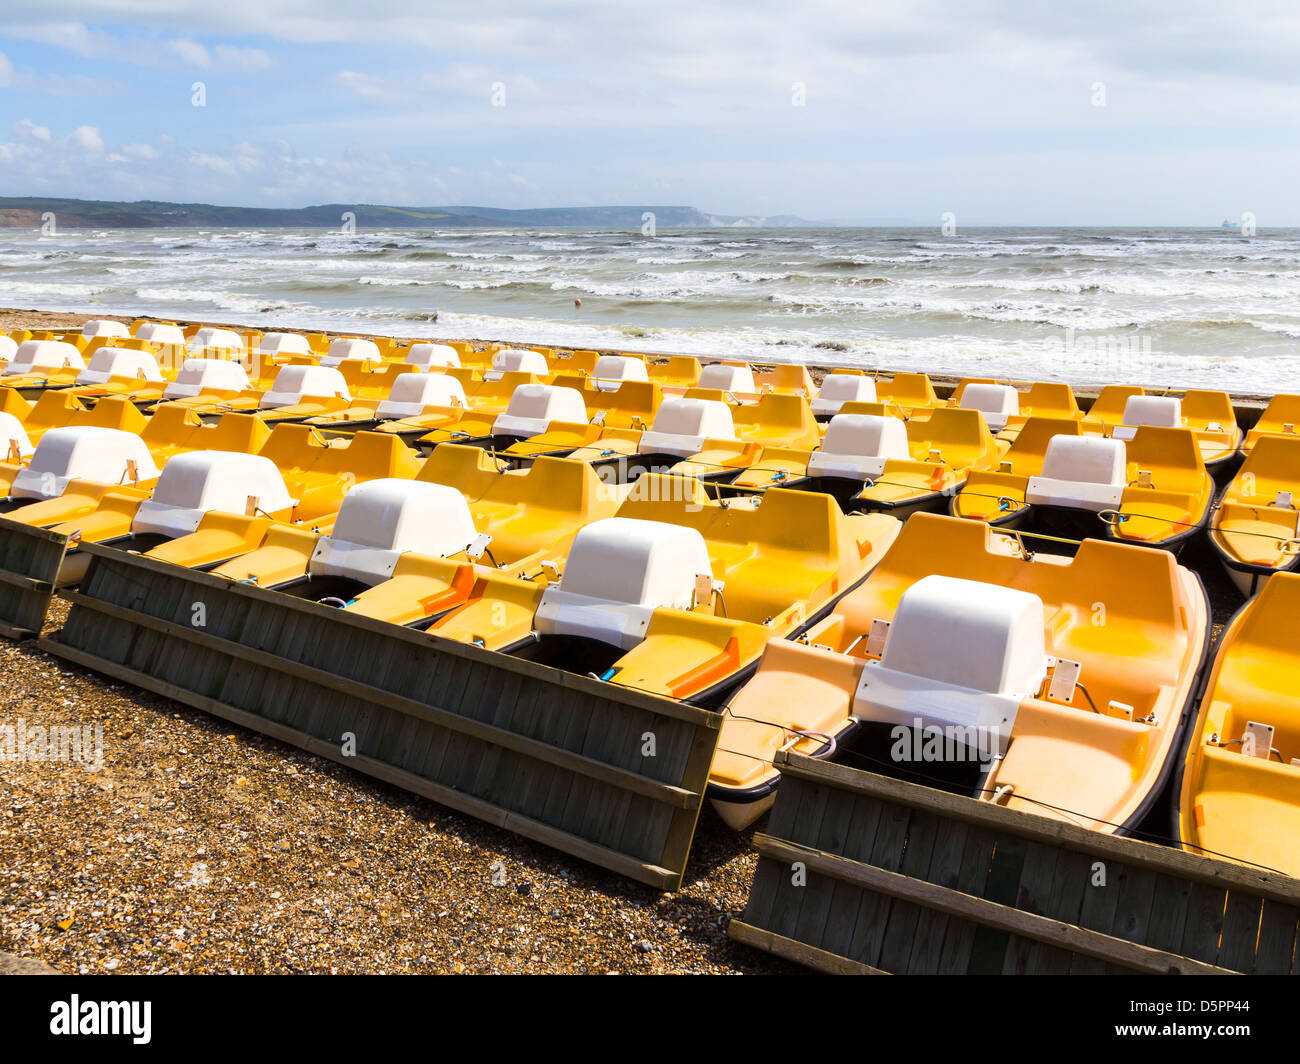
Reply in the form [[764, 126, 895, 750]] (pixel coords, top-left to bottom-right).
[[960, 384, 1020, 433], [535, 517, 713, 649], [0, 412, 34, 459], [132, 452, 294, 538], [807, 414, 909, 481], [0, 335, 16, 365], [375, 372, 467, 419], [1025, 435, 1126, 511], [11, 427, 160, 500], [256, 332, 312, 357], [812, 374, 878, 417], [259, 365, 351, 409], [854, 574, 1049, 756], [81, 319, 130, 340], [75, 348, 165, 386], [491, 384, 587, 438], [1114, 395, 1181, 441], [4, 340, 86, 376], [162, 358, 253, 399], [698, 363, 756, 394], [403, 343, 461, 371], [309, 479, 479, 583], [638, 397, 736, 458], [188, 327, 245, 354], [484, 348, 548, 381], [321, 338, 381, 367], [134, 323, 186, 345], [591, 354, 649, 392]]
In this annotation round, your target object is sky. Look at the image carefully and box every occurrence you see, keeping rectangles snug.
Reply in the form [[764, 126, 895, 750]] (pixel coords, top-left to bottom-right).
[[1, 1, 1299, 225]]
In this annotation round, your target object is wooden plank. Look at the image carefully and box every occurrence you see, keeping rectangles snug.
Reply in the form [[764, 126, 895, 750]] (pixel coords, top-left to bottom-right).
[[1253, 900, 1300, 975], [0, 569, 53, 591], [901, 816, 969, 974], [1002, 841, 1062, 974], [0, 517, 68, 638], [877, 809, 943, 973], [751, 835, 1237, 976], [1217, 891, 1264, 974], [1179, 881, 1228, 966], [39, 637, 686, 889], [775, 752, 1300, 908], [1070, 853, 1126, 974], [1021, 850, 1092, 974], [57, 590, 702, 809], [68, 540, 717, 725], [934, 825, 999, 974], [843, 797, 913, 970], [966, 835, 1026, 974], [812, 792, 883, 959], [726, 919, 884, 975]]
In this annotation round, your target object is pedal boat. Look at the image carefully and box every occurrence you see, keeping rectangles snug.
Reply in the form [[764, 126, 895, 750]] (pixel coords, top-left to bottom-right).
[[1207, 434, 1300, 596], [953, 423, 1213, 552], [1176, 571, 1300, 876], [709, 512, 1210, 830]]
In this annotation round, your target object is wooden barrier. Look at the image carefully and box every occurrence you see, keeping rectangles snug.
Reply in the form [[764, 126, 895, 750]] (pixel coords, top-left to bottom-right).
[[729, 752, 1300, 974], [39, 542, 722, 890], [0, 517, 68, 639]]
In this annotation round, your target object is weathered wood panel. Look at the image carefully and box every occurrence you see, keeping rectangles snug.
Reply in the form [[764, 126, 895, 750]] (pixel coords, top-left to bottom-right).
[[40, 542, 721, 889], [0, 517, 68, 639], [731, 752, 1300, 974]]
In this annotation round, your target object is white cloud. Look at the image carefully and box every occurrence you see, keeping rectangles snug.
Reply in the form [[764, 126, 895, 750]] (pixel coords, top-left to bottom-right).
[[12, 117, 51, 142], [166, 38, 211, 67], [67, 125, 103, 152], [214, 44, 271, 71]]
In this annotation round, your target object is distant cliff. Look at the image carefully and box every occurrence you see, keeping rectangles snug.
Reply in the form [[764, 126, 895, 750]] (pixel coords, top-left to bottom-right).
[[0, 197, 811, 229]]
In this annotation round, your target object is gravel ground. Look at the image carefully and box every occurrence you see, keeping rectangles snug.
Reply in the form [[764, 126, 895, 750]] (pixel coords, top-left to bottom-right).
[[0, 603, 796, 975]]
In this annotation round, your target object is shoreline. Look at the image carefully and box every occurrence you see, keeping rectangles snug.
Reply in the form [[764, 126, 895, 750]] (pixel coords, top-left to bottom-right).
[[0, 306, 1276, 411]]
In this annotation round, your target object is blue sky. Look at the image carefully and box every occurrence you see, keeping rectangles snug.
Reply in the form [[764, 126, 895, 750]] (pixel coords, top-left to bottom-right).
[[2, 1, 1300, 224]]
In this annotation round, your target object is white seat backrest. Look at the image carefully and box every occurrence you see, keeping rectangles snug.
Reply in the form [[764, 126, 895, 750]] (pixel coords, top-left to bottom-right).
[[650, 397, 735, 439], [403, 343, 461, 371], [698, 363, 756, 394], [592, 355, 649, 391], [821, 414, 909, 459], [322, 338, 381, 366], [75, 348, 165, 385], [960, 384, 1019, 420], [0, 335, 17, 365], [308, 479, 480, 582], [162, 357, 253, 399], [852, 574, 1049, 757], [813, 374, 878, 414], [134, 323, 186, 345], [0, 412, 34, 458], [1121, 395, 1181, 430], [1039, 435, 1126, 485], [256, 332, 312, 356], [132, 451, 294, 538], [6, 340, 86, 375], [81, 319, 130, 340], [11, 426, 160, 499], [189, 327, 245, 353], [259, 365, 351, 408], [491, 384, 588, 438], [535, 517, 714, 650], [486, 349, 548, 379], [376, 372, 467, 418]]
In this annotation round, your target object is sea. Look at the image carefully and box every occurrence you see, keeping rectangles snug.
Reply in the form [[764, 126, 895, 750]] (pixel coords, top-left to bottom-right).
[[3, 225, 1299, 392]]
